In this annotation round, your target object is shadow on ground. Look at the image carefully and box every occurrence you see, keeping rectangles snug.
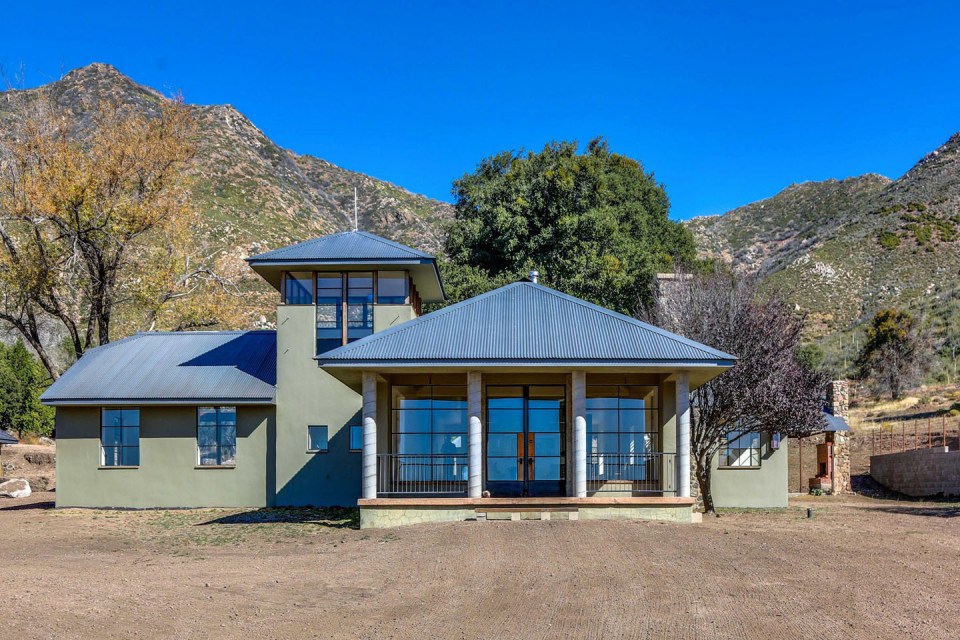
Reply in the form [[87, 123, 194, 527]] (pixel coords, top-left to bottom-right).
[[0, 500, 54, 511], [863, 505, 960, 518], [198, 506, 360, 529]]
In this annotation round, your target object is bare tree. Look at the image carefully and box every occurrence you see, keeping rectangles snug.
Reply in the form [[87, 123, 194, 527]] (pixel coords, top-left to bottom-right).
[[646, 269, 827, 513]]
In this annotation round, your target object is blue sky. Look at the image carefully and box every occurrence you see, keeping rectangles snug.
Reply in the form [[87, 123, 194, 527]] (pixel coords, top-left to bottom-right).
[[4, 1, 959, 220]]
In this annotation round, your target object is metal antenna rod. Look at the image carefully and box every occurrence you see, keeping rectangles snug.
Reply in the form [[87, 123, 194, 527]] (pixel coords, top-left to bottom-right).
[[354, 187, 358, 231]]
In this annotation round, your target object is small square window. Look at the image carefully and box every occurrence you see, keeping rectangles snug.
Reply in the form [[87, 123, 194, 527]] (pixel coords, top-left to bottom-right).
[[349, 425, 363, 452], [308, 425, 329, 452]]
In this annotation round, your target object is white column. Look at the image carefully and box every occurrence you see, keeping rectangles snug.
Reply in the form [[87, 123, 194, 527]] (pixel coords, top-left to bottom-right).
[[362, 372, 377, 500], [468, 371, 483, 498], [572, 370, 587, 498], [676, 371, 691, 498]]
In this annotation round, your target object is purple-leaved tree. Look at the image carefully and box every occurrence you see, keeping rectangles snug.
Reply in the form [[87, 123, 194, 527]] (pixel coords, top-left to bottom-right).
[[647, 270, 827, 514]]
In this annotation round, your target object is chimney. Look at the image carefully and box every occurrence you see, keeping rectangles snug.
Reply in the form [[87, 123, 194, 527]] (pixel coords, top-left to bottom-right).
[[826, 380, 848, 417], [528, 270, 539, 284]]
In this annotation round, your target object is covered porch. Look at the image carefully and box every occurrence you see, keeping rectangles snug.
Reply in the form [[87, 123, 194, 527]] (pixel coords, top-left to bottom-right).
[[317, 279, 733, 527], [337, 369, 703, 527]]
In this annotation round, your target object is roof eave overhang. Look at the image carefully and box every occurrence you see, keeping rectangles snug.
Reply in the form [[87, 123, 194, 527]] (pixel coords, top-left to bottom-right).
[[316, 358, 735, 368], [317, 359, 733, 389], [42, 397, 277, 407], [247, 258, 446, 302]]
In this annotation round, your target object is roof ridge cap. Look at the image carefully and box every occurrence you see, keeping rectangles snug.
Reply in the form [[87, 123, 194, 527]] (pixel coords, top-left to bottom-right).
[[355, 230, 433, 258]]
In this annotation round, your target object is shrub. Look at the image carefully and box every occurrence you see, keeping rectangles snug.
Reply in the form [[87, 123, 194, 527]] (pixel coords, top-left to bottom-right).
[[878, 231, 900, 250]]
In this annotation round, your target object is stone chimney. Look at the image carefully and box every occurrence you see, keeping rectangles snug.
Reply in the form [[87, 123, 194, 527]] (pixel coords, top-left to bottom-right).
[[826, 380, 849, 417]]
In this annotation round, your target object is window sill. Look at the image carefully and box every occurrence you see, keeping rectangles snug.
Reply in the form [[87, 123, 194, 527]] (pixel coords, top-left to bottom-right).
[[306, 449, 329, 454], [98, 466, 139, 470], [718, 465, 762, 470], [195, 465, 236, 470], [348, 449, 362, 453]]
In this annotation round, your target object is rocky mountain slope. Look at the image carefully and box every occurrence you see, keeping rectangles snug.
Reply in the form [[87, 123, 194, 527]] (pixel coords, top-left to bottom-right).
[[0, 63, 452, 280], [688, 134, 960, 337]]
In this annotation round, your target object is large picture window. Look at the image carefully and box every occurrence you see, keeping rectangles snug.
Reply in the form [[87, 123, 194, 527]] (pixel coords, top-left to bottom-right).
[[316, 272, 344, 354], [392, 384, 467, 482], [586, 385, 658, 456], [198, 407, 237, 466], [586, 385, 658, 483], [101, 408, 140, 467], [721, 431, 761, 468]]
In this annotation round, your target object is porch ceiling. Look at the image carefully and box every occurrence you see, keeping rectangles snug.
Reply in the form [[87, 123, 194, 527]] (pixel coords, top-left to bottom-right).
[[321, 365, 725, 391]]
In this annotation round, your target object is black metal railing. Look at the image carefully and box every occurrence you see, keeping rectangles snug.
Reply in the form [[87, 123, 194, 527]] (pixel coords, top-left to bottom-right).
[[586, 452, 675, 495], [377, 454, 469, 496]]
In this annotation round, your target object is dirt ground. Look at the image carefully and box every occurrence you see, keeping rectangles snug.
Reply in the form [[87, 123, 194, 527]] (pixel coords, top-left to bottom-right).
[[1, 493, 958, 639], [0, 443, 56, 491]]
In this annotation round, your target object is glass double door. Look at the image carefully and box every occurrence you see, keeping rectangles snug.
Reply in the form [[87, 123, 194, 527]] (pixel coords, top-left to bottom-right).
[[486, 385, 566, 497]]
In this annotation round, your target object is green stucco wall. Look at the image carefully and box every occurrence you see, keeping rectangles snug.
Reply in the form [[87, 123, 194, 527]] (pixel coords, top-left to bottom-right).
[[55, 405, 274, 508], [710, 434, 788, 508], [373, 304, 415, 333], [275, 305, 363, 506]]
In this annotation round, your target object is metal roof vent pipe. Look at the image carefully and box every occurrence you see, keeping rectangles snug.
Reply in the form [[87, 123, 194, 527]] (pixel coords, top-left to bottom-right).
[[529, 270, 539, 284]]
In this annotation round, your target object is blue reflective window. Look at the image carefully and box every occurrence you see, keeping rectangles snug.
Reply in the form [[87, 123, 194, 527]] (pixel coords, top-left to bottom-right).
[[197, 407, 237, 465], [349, 425, 363, 452], [284, 272, 314, 305], [308, 425, 329, 452], [101, 408, 139, 467]]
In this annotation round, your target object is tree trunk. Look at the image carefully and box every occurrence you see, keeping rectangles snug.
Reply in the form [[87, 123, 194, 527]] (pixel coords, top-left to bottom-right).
[[695, 453, 716, 514]]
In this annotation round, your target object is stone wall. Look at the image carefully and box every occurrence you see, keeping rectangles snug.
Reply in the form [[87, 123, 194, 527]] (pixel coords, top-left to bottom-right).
[[827, 380, 849, 418], [870, 447, 960, 497], [829, 432, 852, 494]]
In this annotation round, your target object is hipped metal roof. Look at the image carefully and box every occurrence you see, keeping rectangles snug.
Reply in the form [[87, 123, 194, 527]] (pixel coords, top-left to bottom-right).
[[246, 230, 445, 302], [317, 281, 736, 368], [247, 230, 434, 263], [41, 331, 277, 406]]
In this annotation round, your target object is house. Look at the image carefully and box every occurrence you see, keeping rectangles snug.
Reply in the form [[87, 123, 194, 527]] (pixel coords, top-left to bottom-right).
[[42, 230, 790, 526]]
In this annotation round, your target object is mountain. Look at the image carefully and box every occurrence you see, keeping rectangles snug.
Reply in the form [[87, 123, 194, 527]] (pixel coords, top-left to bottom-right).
[[688, 134, 960, 339], [0, 63, 452, 292]]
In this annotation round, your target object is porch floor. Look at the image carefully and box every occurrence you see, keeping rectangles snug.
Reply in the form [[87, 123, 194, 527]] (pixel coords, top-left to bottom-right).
[[359, 496, 694, 507], [358, 496, 697, 528]]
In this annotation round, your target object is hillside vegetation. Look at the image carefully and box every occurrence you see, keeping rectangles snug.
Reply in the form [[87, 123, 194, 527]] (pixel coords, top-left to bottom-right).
[[688, 133, 960, 377], [0, 64, 452, 327]]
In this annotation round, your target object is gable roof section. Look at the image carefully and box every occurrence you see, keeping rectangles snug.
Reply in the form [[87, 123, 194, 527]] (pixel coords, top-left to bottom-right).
[[41, 331, 277, 406], [246, 230, 434, 263], [0, 429, 17, 445], [317, 281, 736, 366]]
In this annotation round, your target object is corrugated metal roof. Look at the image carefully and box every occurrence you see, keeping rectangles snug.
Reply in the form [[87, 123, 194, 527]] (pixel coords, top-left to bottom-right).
[[318, 281, 736, 366], [247, 230, 434, 263], [823, 411, 850, 432], [41, 331, 277, 405], [0, 429, 17, 445]]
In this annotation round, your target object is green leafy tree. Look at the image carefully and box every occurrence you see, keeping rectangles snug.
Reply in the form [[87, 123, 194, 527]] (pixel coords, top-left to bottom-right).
[[856, 309, 934, 399], [0, 340, 55, 438], [442, 138, 696, 315]]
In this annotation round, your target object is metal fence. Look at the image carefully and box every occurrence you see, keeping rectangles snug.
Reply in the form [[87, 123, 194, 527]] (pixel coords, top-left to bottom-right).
[[865, 415, 960, 456], [586, 452, 675, 495], [376, 454, 469, 496]]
